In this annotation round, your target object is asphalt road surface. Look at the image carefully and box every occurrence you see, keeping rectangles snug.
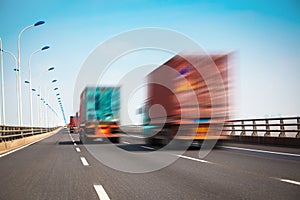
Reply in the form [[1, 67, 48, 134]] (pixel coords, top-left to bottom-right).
[[0, 129, 299, 200]]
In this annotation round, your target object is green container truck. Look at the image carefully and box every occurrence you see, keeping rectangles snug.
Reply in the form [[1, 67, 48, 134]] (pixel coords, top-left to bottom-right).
[[78, 86, 121, 143]]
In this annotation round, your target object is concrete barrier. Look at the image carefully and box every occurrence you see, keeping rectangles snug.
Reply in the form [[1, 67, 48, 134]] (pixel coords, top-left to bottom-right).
[[0, 127, 62, 155], [0, 142, 6, 152]]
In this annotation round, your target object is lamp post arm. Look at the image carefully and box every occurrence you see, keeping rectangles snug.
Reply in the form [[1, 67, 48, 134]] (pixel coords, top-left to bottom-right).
[[18, 25, 34, 70], [28, 49, 41, 78], [1, 49, 17, 66]]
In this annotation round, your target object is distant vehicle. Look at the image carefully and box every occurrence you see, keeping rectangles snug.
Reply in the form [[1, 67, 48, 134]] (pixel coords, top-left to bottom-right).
[[68, 116, 77, 133], [78, 87, 121, 143], [143, 53, 231, 146]]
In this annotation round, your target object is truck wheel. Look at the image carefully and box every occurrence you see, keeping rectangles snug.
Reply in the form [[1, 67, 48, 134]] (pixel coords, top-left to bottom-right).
[[110, 137, 120, 143], [145, 137, 159, 146], [145, 137, 153, 146]]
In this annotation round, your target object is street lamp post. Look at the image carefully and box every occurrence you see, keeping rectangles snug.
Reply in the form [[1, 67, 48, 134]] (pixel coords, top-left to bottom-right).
[[36, 93, 41, 127], [57, 97, 62, 126], [0, 47, 19, 125], [52, 87, 59, 127], [46, 79, 58, 128], [17, 20, 45, 126], [33, 67, 55, 127], [28, 46, 49, 128], [56, 92, 66, 125], [0, 38, 4, 125], [37, 67, 57, 126]]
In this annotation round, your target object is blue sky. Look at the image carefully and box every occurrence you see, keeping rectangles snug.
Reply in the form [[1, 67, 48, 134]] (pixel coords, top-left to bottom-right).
[[0, 0, 299, 125]]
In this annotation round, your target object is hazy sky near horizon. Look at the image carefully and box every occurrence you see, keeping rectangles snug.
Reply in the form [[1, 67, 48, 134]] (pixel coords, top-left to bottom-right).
[[0, 0, 299, 125]]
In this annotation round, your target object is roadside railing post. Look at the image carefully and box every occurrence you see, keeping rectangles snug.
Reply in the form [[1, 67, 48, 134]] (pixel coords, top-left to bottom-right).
[[252, 120, 257, 136], [20, 127, 24, 138], [279, 119, 285, 137], [264, 119, 270, 136], [230, 123, 235, 135], [296, 118, 300, 138], [241, 120, 246, 136]]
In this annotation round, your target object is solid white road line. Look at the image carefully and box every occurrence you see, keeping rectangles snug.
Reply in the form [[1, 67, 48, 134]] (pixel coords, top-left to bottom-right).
[[176, 155, 211, 164], [80, 157, 89, 166], [122, 141, 130, 144], [141, 145, 155, 150], [94, 185, 110, 200], [75, 147, 81, 152], [0, 134, 54, 158], [221, 146, 300, 157], [278, 178, 300, 186]]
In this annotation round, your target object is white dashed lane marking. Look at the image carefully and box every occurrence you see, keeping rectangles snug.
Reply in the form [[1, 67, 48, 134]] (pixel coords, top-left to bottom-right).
[[94, 185, 111, 200], [277, 178, 300, 186], [75, 147, 81, 152], [176, 155, 211, 164], [80, 157, 89, 166]]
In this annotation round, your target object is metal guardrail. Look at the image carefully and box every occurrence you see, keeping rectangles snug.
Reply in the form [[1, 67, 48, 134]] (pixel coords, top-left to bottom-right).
[[0, 126, 59, 142], [121, 117, 300, 138], [224, 117, 300, 138]]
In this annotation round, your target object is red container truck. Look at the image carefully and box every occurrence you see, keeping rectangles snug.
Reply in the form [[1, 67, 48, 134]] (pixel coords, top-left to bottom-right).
[[143, 53, 231, 146], [68, 116, 77, 133]]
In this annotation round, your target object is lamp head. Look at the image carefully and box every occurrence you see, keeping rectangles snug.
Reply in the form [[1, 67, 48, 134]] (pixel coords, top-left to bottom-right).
[[41, 46, 50, 51], [34, 21, 45, 26]]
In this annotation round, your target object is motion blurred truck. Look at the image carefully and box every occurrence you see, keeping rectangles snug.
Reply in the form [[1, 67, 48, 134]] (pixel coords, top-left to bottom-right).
[[143, 53, 231, 146], [78, 86, 121, 143], [68, 116, 77, 133]]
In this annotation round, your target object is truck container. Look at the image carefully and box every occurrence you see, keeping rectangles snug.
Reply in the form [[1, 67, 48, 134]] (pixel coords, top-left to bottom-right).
[[68, 116, 77, 133], [78, 86, 121, 143], [143, 53, 231, 146]]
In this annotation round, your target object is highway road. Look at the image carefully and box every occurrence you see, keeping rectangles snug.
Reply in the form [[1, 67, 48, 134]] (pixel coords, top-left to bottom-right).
[[0, 129, 299, 200]]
